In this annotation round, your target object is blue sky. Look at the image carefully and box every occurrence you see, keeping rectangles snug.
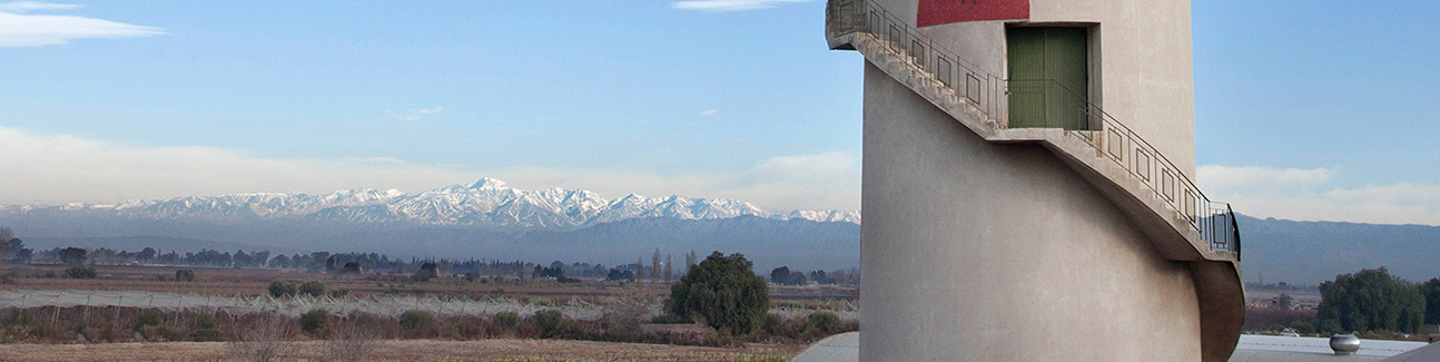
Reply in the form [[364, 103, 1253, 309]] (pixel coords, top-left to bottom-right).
[[1, 0, 1438, 225]]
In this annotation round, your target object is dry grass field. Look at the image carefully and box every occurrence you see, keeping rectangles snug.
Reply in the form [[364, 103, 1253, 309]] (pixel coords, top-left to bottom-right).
[[3, 264, 856, 305], [0, 264, 852, 361], [0, 339, 799, 361]]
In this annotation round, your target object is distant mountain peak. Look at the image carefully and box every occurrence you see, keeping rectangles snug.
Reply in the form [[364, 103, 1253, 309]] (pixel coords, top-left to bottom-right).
[[468, 178, 511, 190], [1, 178, 861, 229]]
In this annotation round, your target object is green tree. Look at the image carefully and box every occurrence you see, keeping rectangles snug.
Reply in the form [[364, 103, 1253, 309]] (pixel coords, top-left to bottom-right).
[[268, 279, 297, 298], [666, 251, 769, 336], [415, 262, 438, 282], [1317, 268, 1426, 334], [58, 247, 87, 265], [770, 266, 790, 285], [1422, 278, 1440, 325], [1275, 293, 1294, 310]]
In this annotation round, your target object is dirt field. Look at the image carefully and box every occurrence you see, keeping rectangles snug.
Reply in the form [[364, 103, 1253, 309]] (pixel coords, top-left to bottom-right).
[[0, 339, 800, 361]]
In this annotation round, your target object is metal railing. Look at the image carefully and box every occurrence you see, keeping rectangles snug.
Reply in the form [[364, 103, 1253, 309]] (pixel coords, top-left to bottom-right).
[[826, 0, 1239, 257], [828, 0, 1006, 119]]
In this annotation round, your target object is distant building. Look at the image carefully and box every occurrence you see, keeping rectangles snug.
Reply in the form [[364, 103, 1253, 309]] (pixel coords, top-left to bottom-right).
[[826, 0, 1243, 360]]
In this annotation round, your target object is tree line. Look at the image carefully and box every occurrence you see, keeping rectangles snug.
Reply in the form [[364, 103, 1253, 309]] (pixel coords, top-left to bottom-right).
[[1316, 267, 1440, 335], [770, 266, 859, 286]]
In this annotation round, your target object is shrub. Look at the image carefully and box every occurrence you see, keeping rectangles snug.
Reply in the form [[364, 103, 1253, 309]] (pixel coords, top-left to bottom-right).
[[190, 328, 225, 342], [667, 252, 770, 336], [268, 279, 297, 298], [530, 309, 571, 338], [3, 308, 33, 326], [399, 310, 436, 330], [328, 288, 350, 298], [194, 313, 219, 330], [134, 309, 164, 332], [761, 313, 784, 335], [530, 297, 553, 306], [138, 324, 181, 342], [299, 309, 330, 336], [353, 312, 382, 328], [803, 311, 840, 336], [492, 311, 520, 331], [649, 314, 692, 324], [175, 269, 195, 282], [65, 266, 96, 279], [298, 280, 327, 298]]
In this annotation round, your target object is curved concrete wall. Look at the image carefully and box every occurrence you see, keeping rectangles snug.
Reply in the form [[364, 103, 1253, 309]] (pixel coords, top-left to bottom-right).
[[860, 61, 1205, 360]]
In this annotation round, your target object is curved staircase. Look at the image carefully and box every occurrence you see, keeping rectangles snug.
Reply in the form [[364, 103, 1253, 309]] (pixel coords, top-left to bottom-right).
[[827, 1, 1244, 360]]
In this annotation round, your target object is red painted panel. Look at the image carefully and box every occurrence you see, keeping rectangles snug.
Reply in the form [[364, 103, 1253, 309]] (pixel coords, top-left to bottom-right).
[[918, 0, 1030, 27]]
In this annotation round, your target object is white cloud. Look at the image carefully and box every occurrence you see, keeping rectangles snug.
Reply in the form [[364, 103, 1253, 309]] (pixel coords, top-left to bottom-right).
[[1197, 165, 1331, 194], [0, 2, 164, 47], [672, 0, 811, 12], [700, 109, 718, 116], [384, 107, 442, 122], [0, 1, 79, 12], [0, 127, 860, 211], [1199, 165, 1440, 226]]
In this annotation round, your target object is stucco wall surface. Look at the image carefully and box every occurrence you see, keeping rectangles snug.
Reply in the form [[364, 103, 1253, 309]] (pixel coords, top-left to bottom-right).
[[859, 62, 1204, 361]]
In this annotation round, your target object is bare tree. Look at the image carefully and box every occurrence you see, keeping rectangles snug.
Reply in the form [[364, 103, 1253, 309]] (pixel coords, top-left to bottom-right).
[[321, 319, 383, 362], [636, 257, 645, 281], [651, 248, 661, 282], [228, 313, 296, 362], [664, 254, 673, 284], [603, 290, 658, 331]]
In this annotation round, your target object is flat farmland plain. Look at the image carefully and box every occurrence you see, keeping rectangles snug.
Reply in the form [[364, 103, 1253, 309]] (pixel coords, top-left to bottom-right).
[[0, 339, 799, 361], [3, 264, 857, 304]]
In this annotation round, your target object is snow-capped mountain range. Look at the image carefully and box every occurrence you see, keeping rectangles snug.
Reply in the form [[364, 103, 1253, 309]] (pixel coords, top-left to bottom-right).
[[1, 178, 860, 229]]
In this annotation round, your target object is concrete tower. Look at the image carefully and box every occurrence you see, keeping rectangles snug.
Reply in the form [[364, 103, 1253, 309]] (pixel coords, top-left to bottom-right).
[[825, 0, 1243, 361]]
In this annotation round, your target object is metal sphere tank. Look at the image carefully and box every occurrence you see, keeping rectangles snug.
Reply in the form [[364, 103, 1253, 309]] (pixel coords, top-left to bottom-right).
[[1330, 334, 1361, 355]]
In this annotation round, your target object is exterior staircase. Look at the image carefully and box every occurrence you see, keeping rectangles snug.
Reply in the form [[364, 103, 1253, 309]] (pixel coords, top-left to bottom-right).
[[826, 0, 1244, 360]]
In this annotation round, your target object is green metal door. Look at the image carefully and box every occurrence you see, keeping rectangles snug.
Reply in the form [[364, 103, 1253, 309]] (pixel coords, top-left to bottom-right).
[[1006, 27, 1089, 130]]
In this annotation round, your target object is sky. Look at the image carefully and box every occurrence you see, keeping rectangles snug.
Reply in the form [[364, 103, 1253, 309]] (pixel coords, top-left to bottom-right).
[[0, 0, 1438, 225]]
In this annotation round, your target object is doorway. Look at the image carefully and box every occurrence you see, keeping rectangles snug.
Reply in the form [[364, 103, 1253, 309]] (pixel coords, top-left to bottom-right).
[[1006, 26, 1090, 130]]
